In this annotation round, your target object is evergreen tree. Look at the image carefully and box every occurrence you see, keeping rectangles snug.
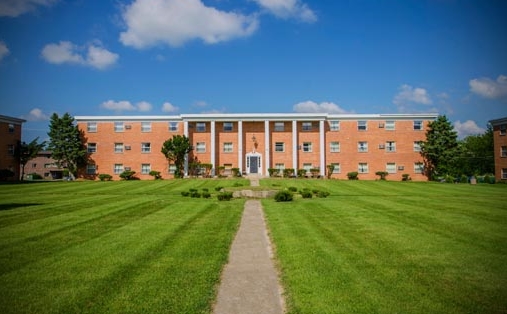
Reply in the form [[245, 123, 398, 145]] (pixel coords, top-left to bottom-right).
[[420, 115, 460, 179], [457, 125, 494, 176], [161, 135, 193, 178], [47, 113, 87, 178], [15, 137, 46, 181]]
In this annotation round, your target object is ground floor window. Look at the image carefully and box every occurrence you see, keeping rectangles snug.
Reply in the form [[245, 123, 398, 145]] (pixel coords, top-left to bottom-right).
[[331, 163, 340, 173], [502, 168, 507, 179], [358, 163, 368, 173], [114, 164, 123, 174], [168, 164, 176, 174], [196, 142, 206, 153], [414, 162, 424, 174], [386, 163, 396, 174], [86, 164, 96, 175], [141, 163, 151, 174]]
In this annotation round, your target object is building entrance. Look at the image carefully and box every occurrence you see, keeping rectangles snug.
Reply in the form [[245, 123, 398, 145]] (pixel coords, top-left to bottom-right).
[[246, 153, 262, 175]]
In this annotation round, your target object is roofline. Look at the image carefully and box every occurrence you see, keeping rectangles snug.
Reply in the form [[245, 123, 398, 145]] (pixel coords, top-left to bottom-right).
[[0, 115, 26, 124], [489, 116, 507, 126]]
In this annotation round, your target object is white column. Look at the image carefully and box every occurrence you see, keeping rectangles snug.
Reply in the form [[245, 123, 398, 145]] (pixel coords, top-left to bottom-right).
[[264, 120, 270, 176], [184, 121, 189, 177], [292, 120, 298, 172], [319, 120, 325, 176], [238, 120, 243, 174], [211, 120, 216, 176]]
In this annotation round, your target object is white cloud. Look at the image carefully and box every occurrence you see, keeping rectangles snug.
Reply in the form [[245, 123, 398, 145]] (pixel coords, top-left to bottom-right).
[[22, 108, 50, 121], [453, 120, 485, 138], [393, 84, 432, 107], [0, 41, 10, 61], [119, 0, 259, 48], [136, 101, 152, 112], [0, 0, 58, 17], [252, 0, 316, 22], [162, 102, 179, 112], [100, 100, 136, 112], [41, 41, 118, 70], [293, 101, 350, 114], [469, 75, 507, 100]]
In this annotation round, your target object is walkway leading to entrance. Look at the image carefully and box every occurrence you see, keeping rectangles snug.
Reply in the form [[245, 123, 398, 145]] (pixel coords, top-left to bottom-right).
[[213, 199, 285, 314]]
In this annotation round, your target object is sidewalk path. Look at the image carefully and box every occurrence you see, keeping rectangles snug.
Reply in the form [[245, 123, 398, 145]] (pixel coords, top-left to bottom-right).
[[213, 199, 285, 314]]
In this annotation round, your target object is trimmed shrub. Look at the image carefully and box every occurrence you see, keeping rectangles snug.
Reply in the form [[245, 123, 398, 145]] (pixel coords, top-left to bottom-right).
[[29, 173, 43, 180], [402, 174, 411, 181], [297, 169, 306, 178], [288, 186, 298, 192], [444, 175, 454, 183], [119, 170, 136, 180], [98, 174, 112, 181], [202, 188, 209, 192], [347, 171, 359, 180], [375, 171, 388, 180], [149, 170, 162, 180], [460, 175, 468, 183], [202, 192, 211, 198], [283, 168, 295, 178], [233, 182, 243, 187], [214, 186, 223, 191], [300, 189, 312, 199], [274, 190, 293, 202], [217, 192, 233, 201], [232, 168, 241, 177], [317, 191, 330, 198], [190, 191, 201, 198], [181, 191, 190, 197], [268, 168, 279, 177]]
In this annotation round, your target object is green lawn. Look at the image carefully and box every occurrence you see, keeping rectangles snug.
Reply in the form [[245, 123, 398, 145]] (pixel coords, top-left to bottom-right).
[[261, 180, 507, 314], [0, 180, 246, 314]]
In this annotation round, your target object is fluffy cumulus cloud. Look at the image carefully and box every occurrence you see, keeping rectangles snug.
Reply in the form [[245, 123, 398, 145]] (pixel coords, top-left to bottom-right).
[[393, 84, 432, 106], [453, 120, 485, 138], [41, 41, 118, 70], [119, 0, 259, 48], [100, 100, 154, 112], [252, 0, 316, 22], [469, 75, 507, 100], [0, 41, 9, 61], [293, 101, 350, 114], [162, 102, 179, 112], [22, 108, 50, 121], [0, 0, 58, 17]]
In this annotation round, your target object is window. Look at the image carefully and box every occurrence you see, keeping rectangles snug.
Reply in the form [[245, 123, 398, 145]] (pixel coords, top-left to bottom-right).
[[141, 164, 151, 174], [223, 142, 233, 153], [330, 141, 340, 153], [223, 122, 233, 132], [169, 121, 178, 132], [115, 143, 124, 153], [274, 122, 284, 132], [87, 143, 97, 153], [114, 164, 124, 174], [168, 164, 176, 174], [114, 122, 124, 132], [386, 141, 396, 152], [86, 164, 96, 175], [413, 141, 422, 152], [329, 120, 340, 131], [414, 120, 423, 130], [275, 163, 285, 171], [87, 122, 97, 132], [385, 121, 395, 130], [358, 163, 369, 173], [414, 162, 424, 174], [141, 142, 151, 153], [358, 141, 368, 152], [386, 163, 396, 174], [302, 142, 312, 152], [358, 120, 367, 131], [331, 163, 340, 174], [502, 168, 507, 179], [7, 144, 14, 155], [32, 163, 37, 168], [501, 146, 507, 157], [196, 142, 206, 153], [302, 122, 313, 131], [275, 142, 285, 152], [141, 122, 151, 132], [8, 124, 14, 133], [303, 163, 312, 173], [196, 122, 206, 132], [500, 124, 507, 135]]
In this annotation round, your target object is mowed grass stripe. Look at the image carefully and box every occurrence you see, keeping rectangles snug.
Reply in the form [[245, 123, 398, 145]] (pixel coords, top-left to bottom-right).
[[263, 183, 507, 314]]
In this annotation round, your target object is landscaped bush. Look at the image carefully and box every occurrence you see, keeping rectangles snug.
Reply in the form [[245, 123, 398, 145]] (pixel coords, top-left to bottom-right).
[[181, 191, 190, 197], [217, 192, 233, 201], [190, 191, 201, 198], [233, 182, 243, 187], [375, 171, 388, 180], [347, 171, 359, 180], [98, 174, 112, 181], [268, 168, 279, 177], [460, 174, 468, 183], [0, 169, 15, 180], [29, 173, 43, 180], [232, 168, 241, 177], [202, 188, 209, 192], [202, 192, 211, 198], [288, 186, 298, 192], [274, 190, 293, 202], [402, 174, 411, 181], [149, 170, 162, 180], [297, 169, 306, 178], [300, 189, 312, 198], [317, 191, 330, 198], [444, 175, 454, 183], [283, 168, 295, 178], [119, 170, 136, 180], [214, 186, 223, 191]]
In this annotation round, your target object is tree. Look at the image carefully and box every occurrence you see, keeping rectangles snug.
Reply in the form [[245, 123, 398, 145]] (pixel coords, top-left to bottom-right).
[[47, 113, 87, 178], [15, 137, 46, 181], [456, 124, 494, 176], [161, 135, 193, 178], [420, 115, 460, 179]]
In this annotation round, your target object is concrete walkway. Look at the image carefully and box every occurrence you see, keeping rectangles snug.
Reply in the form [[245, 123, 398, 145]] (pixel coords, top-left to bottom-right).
[[213, 198, 285, 314]]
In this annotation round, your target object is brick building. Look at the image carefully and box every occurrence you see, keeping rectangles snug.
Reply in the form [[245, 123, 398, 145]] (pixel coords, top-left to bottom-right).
[[75, 113, 437, 181], [23, 151, 65, 180], [489, 116, 507, 181], [0, 114, 26, 180]]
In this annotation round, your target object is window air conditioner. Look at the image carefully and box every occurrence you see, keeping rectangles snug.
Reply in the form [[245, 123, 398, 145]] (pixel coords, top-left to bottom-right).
[[125, 146, 131, 150], [378, 144, 385, 149], [125, 167, 131, 171], [378, 123, 384, 128], [125, 125, 132, 129], [398, 166, 405, 170]]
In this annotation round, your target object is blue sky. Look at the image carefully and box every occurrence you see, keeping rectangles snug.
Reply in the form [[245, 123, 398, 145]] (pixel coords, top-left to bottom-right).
[[1, 0, 506, 142]]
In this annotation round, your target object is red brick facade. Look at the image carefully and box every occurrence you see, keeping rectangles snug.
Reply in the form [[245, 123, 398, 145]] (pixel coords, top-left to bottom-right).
[[490, 117, 507, 181], [76, 113, 437, 181], [0, 115, 25, 180]]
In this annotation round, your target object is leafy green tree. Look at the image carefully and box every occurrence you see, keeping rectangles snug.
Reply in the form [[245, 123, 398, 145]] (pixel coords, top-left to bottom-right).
[[161, 135, 193, 178], [457, 125, 494, 176], [47, 113, 87, 178], [16, 137, 46, 181], [420, 115, 460, 179]]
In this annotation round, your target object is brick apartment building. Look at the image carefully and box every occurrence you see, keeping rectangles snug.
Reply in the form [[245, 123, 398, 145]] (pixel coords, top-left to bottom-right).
[[75, 113, 437, 181], [0, 114, 25, 180], [489, 116, 507, 181], [23, 151, 65, 180]]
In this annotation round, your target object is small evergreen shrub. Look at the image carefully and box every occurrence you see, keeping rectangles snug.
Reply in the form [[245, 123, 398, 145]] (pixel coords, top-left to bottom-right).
[[402, 174, 411, 181], [288, 186, 298, 192], [214, 186, 223, 191], [29, 173, 43, 180], [233, 182, 243, 187], [274, 190, 293, 202], [98, 174, 112, 181], [460, 175, 468, 183], [283, 168, 295, 178], [375, 171, 388, 180], [297, 169, 307, 178], [268, 168, 279, 177], [217, 192, 233, 201], [190, 191, 201, 198], [149, 170, 162, 180], [312, 189, 319, 194], [317, 191, 330, 198], [119, 170, 136, 180], [189, 188, 198, 193], [347, 172, 359, 180], [202, 188, 209, 192], [181, 191, 190, 197], [300, 189, 312, 198], [202, 192, 211, 198], [232, 168, 241, 177]]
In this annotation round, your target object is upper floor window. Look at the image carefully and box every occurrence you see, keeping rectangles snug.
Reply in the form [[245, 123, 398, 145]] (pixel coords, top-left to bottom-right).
[[275, 142, 285, 152], [329, 120, 340, 131], [87, 143, 97, 153], [141, 122, 151, 132], [501, 146, 507, 157], [386, 141, 396, 152], [168, 121, 178, 132], [385, 121, 395, 130], [7, 144, 14, 155], [358, 141, 368, 152], [87, 122, 97, 133], [86, 164, 96, 175], [141, 163, 151, 174], [196, 122, 206, 132], [386, 162, 397, 174], [302, 142, 312, 152], [302, 122, 313, 131], [358, 120, 367, 131], [196, 142, 206, 153], [223, 122, 233, 132], [501, 124, 507, 135], [274, 122, 285, 132], [413, 141, 422, 152], [413, 120, 423, 130], [330, 141, 340, 152], [223, 142, 233, 153], [8, 124, 14, 133], [114, 122, 124, 132], [115, 143, 124, 153], [141, 142, 151, 153]]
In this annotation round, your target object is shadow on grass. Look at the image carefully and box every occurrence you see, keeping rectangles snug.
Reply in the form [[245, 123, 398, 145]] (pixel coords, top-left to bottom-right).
[[0, 203, 42, 211]]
